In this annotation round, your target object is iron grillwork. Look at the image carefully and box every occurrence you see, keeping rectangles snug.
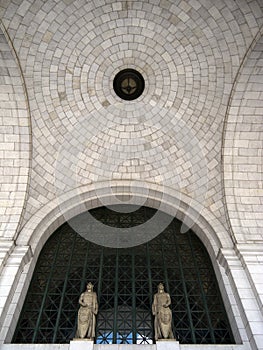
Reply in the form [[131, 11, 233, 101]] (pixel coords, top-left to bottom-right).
[[13, 206, 234, 345]]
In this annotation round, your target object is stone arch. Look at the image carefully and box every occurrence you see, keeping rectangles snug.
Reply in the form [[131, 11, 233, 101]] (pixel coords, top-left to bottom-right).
[[0, 23, 31, 244], [13, 208, 235, 344], [16, 181, 234, 259], [223, 29, 263, 244], [222, 31, 263, 347], [2, 182, 244, 344]]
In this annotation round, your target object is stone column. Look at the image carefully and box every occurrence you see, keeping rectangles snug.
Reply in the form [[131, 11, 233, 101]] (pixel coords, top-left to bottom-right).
[[218, 247, 263, 350], [0, 239, 15, 274], [236, 244, 263, 348], [0, 245, 32, 343]]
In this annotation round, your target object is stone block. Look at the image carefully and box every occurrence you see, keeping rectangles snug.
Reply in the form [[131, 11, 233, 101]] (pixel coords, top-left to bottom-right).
[[156, 340, 180, 350], [69, 339, 94, 350]]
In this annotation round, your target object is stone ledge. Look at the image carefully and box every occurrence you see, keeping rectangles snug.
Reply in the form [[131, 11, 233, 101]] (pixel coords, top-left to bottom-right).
[[70, 339, 94, 350], [156, 340, 180, 350], [0, 344, 249, 350]]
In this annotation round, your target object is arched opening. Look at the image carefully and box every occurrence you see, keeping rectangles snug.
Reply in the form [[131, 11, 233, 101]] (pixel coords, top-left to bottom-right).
[[12, 206, 234, 345]]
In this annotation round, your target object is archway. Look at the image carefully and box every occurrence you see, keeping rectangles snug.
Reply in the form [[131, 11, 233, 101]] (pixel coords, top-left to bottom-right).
[[13, 206, 234, 345]]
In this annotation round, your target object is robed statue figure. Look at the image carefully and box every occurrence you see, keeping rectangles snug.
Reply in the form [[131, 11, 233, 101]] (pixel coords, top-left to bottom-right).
[[152, 283, 174, 341], [76, 282, 98, 339]]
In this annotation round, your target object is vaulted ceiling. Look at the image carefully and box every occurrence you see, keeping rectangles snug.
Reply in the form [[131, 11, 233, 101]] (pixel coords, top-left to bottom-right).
[[0, 0, 262, 245]]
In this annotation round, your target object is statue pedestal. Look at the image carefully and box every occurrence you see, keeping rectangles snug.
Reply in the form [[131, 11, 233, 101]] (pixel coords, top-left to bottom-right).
[[156, 339, 180, 350], [69, 339, 94, 350]]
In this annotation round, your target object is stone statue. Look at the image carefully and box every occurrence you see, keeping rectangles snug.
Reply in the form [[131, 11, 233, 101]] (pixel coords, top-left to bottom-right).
[[76, 282, 98, 339], [152, 283, 174, 341]]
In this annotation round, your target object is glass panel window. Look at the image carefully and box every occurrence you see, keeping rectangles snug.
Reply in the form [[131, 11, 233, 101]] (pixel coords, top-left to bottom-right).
[[13, 206, 234, 344]]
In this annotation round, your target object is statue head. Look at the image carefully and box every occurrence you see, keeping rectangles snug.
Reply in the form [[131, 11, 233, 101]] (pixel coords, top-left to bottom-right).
[[86, 282, 94, 292], [158, 283, 164, 293]]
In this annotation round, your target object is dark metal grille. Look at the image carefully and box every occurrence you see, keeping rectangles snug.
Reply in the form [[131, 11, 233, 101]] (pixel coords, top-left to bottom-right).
[[13, 206, 234, 345]]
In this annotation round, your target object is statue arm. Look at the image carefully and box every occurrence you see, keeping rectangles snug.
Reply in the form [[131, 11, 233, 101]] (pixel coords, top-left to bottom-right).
[[79, 293, 86, 306], [93, 294, 98, 315], [165, 293, 171, 307], [152, 295, 157, 315]]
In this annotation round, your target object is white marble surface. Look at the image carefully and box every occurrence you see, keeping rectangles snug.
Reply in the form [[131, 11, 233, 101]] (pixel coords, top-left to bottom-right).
[[0, 0, 263, 347], [0, 345, 69, 350], [0, 343, 249, 350], [156, 340, 180, 350], [94, 346, 156, 350], [69, 339, 94, 350]]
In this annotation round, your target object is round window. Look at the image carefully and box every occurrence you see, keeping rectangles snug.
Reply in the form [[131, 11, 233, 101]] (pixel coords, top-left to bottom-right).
[[113, 69, 145, 100]]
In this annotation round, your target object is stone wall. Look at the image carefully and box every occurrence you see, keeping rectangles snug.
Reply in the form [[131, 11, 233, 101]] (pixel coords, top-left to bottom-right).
[[0, 0, 262, 349]]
